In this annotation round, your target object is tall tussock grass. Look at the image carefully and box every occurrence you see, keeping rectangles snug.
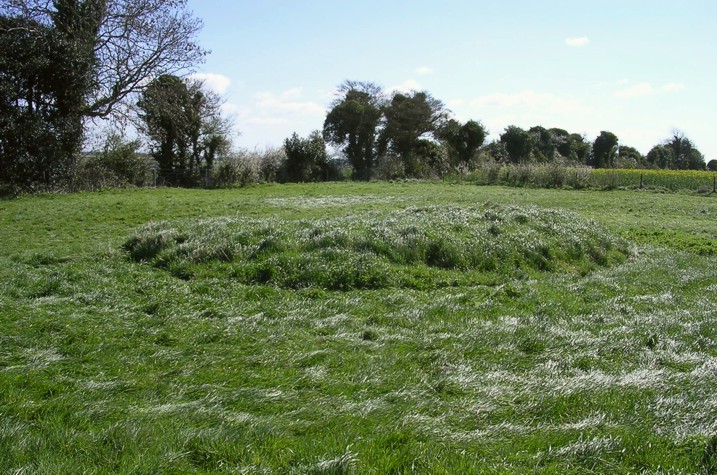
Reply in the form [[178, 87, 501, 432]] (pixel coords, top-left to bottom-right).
[[469, 163, 716, 192], [123, 205, 631, 289]]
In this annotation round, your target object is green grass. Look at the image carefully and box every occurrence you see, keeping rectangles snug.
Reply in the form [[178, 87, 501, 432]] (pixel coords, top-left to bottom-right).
[[1, 182, 716, 473], [122, 205, 630, 289]]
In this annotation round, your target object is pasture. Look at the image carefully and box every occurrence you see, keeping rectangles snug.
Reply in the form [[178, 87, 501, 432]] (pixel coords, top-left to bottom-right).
[[1, 182, 716, 473]]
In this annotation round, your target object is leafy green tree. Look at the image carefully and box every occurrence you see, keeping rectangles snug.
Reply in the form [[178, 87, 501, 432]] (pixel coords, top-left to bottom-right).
[[97, 131, 147, 186], [378, 90, 448, 176], [0, 13, 84, 190], [685, 149, 706, 170], [323, 81, 384, 180], [645, 144, 672, 169], [50, 0, 104, 158], [707, 159, 717, 172], [138, 75, 230, 186], [283, 131, 338, 182], [645, 132, 705, 170], [439, 119, 486, 167], [616, 145, 643, 168], [0, 0, 205, 190], [3, 0, 207, 120], [480, 140, 509, 163], [549, 128, 571, 159], [72, 131, 149, 190], [664, 132, 705, 170], [414, 138, 451, 178], [548, 128, 590, 164], [570, 133, 591, 165], [500, 126, 533, 163], [528, 126, 555, 162], [590, 131, 618, 168]]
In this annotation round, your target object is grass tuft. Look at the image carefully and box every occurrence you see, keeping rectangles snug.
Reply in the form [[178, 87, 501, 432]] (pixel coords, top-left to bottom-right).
[[123, 205, 631, 290]]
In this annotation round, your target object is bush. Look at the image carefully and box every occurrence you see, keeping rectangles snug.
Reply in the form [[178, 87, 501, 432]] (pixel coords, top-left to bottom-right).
[[283, 131, 340, 183], [373, 154, 404, 180], [503, 164, 534, 187], [213, 154, 257, 188], [257, 147, 286, 183], [538, 163, 567, 188], [70, 132, 150, 191], [565, 167, 592, 189], [212, 147, 287, 187]]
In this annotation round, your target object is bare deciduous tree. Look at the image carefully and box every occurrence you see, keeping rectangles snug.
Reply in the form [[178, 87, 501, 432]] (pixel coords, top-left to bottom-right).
[[0, 0, 207, 119]]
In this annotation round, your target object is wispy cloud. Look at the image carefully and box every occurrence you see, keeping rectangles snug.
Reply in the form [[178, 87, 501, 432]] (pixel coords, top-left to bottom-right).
[[254, 88, 325, 116], [233, 87, 326, 134], [190, 73, 232, 94], [565, 36, 590, 47], [614, 82, 653, 98], [661, 82, 686, 92], [415, 66, 434, 75], [472, 90, 589, 115], [614, 82, 687, 98]]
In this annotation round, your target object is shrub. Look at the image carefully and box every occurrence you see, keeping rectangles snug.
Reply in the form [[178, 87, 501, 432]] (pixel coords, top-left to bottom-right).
[[565, 167, 592, 189], [257, 147, 286, 183], [213, 153, 257, 187], [212, 147, 288, 187], [70, 132, 150, 191], [373, 154, 404, 180], [539, 163, 567, 188]]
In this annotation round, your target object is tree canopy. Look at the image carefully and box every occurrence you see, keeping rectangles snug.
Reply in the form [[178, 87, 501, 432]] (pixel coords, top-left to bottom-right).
[[590, 131, 619, 168], [377, 90, 448, 176], [439, 119, 486, 167], [0, 0, 206, 191], [137, 75, 230, 186], [283, 131, 339, 183], [323, 81, 384, 180], [500, 126, 533, 164]]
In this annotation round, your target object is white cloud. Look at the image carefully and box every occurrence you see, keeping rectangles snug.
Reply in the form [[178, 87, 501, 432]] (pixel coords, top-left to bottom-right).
[[415, 66, 434, 75], [388, 79, 422, 94], [233, 87, 326, 137], [190, 73, 231, 94], [279, 87, 304, 99], [565, 36, 590, 47], [472, 90, 589, 115], [614, 82, 654, 98], [254, 89, 325, 116], [661, 83, 686, 92], [614, 82, 686, 98]]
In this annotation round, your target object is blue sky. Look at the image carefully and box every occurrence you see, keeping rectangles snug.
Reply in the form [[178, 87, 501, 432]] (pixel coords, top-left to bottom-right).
[[185, 0, 716, 161]]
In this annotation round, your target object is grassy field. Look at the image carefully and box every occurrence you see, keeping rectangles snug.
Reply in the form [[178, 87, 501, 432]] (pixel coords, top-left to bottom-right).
[[1, 182, 716, 474]]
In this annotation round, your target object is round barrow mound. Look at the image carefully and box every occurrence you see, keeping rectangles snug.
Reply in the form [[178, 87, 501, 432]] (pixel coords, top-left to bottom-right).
[[123, 205, 632, 290]]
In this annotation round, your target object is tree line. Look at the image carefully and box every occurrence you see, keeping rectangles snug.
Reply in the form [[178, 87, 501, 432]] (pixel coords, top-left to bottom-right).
[[0, 1, 712, 194], [277, 80, 710, 183], [295, 80, 709, 182]]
